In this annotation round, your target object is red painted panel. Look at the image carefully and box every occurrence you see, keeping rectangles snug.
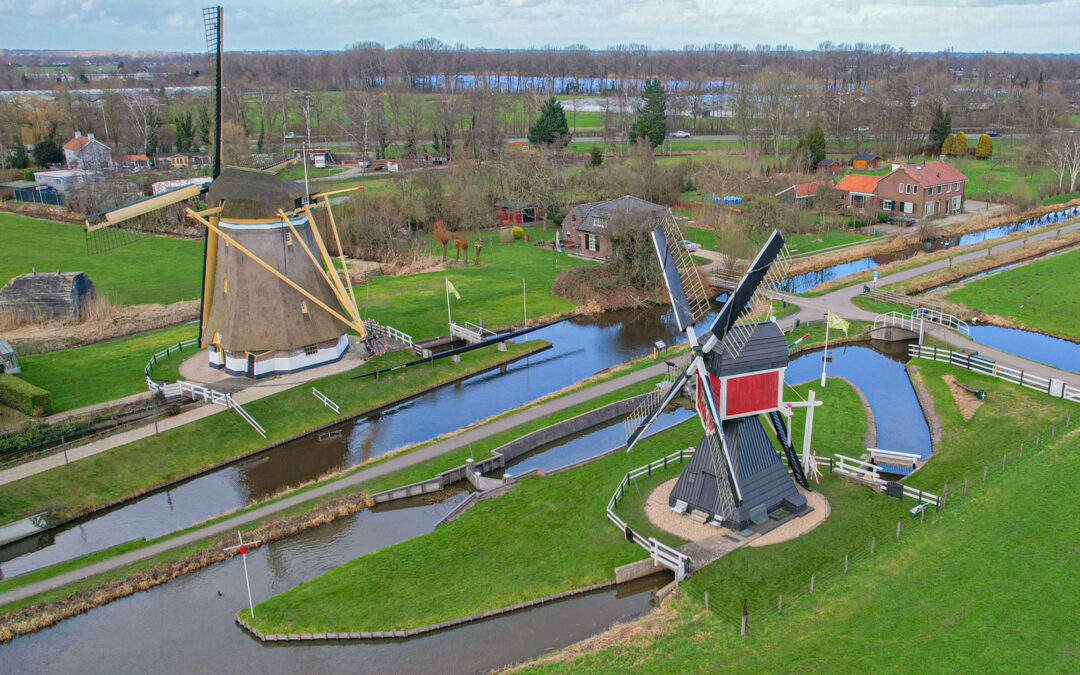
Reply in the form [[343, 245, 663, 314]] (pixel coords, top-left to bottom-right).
[[725, 371, 780, 417]]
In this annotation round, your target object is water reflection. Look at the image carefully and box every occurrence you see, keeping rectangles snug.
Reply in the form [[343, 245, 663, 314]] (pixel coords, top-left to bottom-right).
[[969, 325, 1080, 374]]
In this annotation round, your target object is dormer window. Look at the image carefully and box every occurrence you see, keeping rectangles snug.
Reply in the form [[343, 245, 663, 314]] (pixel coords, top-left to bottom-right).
[[592, 215, 608, 229]]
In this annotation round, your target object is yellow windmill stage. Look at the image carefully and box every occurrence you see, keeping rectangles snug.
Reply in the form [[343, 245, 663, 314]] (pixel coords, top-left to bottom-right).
[[83, 7, 370, 379]]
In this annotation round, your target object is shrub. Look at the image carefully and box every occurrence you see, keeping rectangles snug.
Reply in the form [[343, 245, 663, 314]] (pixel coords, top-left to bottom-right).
[[975, 134, 993, 160], [511, 226, 524, 240], [0, 374, 53, 416]]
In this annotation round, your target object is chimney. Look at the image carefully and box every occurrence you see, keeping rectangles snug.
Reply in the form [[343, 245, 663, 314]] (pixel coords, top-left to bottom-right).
[[75, 131, 83, 138], [88, 133, 96, 140]]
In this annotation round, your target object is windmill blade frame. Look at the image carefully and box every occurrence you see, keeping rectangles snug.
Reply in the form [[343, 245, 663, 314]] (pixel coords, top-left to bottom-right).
[[625, 362, 694, 454]]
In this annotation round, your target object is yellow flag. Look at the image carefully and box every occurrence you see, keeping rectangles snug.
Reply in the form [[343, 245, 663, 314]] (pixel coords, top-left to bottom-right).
[[445, 277, 461, 300], [828, 312, 850, 336]]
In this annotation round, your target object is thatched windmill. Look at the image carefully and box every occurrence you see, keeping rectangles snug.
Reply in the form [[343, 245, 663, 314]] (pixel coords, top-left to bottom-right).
[[82, 7, 369, 378]]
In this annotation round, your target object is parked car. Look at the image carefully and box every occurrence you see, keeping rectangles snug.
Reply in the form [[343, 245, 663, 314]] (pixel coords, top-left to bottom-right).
[[853, 126, 871, 133], [671, 130, 691, 139], [682, 239, 699, 252], [985, 130, 1000, 137]]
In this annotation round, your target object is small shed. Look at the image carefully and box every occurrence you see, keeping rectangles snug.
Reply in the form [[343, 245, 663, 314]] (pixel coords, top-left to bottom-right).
[[0, 272, 97, 323], [852, 153, 883, 169], [816, 159, 841, 175], [494, 200, 542, 225], [0, 339, 19, 374]]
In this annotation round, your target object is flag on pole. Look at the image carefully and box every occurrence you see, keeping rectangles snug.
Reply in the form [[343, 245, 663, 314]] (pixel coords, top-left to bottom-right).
[[445, 277, 461, 300], [827, 312, 850, 336]]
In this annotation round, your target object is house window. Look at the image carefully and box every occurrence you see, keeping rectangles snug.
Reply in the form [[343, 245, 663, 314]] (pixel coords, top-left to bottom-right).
[[285, 231, 293, 246], [852, 194, 866, 209], [912, 185, 918, 195], [952, 196, 961, 211], [585, 233, 600, 252], [303, 343, 319, 356], [223, 278, 228, 294], [899, 183, 905, 194], [300, 300, 309, 314], [882, 199, 894, 211], [903, 202, 914, 214], [591, 215, 608, 229]]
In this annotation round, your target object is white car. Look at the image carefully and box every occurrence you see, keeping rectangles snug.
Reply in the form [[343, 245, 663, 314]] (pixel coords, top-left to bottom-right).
[[682, 239, 699, 252], [671, 130, 691, 139]]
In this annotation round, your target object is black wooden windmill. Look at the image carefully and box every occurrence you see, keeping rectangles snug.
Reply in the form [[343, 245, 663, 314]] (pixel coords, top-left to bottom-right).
[[624, 215, 811, 530]]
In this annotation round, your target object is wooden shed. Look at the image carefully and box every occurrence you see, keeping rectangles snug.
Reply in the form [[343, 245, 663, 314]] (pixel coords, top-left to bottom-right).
[[0, 271, 96, 323], [852, 153, 883, 169], [494, 200, 542, 225]]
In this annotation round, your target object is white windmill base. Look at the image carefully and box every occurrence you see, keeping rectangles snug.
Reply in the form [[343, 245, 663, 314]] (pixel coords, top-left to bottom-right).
[[209, 333, 350, 379]]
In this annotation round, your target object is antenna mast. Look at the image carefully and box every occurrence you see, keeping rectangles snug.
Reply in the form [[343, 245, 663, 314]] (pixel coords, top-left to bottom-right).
[[203, 6, 223, 179]]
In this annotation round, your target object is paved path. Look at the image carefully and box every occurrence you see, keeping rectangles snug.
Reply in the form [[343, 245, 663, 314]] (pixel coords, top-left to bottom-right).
[[778, 218, 1080, 390], [0, 361, 667, 607], [0, 337, 371, 488]]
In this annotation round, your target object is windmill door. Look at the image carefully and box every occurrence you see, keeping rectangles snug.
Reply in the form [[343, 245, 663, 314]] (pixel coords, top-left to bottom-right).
[[697, 472, 719, 515], [246, 353, 255, 378]]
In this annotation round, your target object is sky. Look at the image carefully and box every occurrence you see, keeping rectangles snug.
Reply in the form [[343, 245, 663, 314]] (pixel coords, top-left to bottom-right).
[[1, 0, 1079, 54]]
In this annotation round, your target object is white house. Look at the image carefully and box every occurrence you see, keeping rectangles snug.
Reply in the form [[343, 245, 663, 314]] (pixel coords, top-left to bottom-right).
[[62, 132, 113, 170]]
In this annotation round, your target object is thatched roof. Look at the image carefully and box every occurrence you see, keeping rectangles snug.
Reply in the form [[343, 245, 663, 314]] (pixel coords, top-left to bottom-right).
[[207, 167, 307, 218]]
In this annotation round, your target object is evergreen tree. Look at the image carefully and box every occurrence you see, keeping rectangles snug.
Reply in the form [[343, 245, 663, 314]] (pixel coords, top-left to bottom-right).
[[527, 97, 570, 148], [32, 124, 62, 168], [952, 131, 968, 156], [10, 144, 30, 169], [941, 132, 956, 155], [975, 133, 993, 160], [589, 144, 603, 167], [174, 111, 196, 152], [628, 78, 668, 149], [929, 104, 952, 149], [805, 124, 827, 167], [196, 106, 213, 148]]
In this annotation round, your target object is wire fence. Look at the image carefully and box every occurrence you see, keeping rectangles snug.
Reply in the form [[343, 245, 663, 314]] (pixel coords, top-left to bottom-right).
[[684, 408, 1075, 635]]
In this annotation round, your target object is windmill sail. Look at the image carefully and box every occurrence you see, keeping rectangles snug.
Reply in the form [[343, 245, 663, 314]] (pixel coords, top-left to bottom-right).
[[203, 5, 223, 180], [650, 213, 710, 333]]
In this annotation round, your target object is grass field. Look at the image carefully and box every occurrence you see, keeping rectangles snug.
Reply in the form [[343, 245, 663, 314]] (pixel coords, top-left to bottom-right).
[[16, 323, 197, 412], [529, 359, 1078, 672], [359, 225, 587, 337], [0, 214, 202, 306], [945, 247, 1080, 340], [0, 340, 544, 526]]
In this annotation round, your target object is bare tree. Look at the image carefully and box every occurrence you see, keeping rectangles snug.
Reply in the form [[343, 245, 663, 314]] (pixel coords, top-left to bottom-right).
[[123, 92, 163, 154], [1047, 133, 1080, 192]]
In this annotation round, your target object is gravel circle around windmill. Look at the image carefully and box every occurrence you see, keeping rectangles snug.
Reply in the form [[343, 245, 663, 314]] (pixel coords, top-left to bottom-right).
[[644, 477, 830, 545]]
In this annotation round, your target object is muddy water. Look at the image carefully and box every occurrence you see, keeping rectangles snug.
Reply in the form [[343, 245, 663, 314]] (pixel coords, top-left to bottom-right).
[[782, 205, 1080, 293], [784, 342, 932, 458], [968, 325, 1080, 374], [0, 490, 668, 675], [1, 306, 700, 577]]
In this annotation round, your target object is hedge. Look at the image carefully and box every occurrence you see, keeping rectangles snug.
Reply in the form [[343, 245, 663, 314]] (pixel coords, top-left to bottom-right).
[[0, 374, 53, 416]]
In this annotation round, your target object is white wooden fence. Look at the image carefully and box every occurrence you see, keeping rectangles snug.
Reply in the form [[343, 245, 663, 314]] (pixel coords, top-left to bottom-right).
[[449, 321, 495, 345], [830, 452, 941, 511], [311, 387, 340, 414], [607, 448, 694, 580], [147, 377, 266, 437], [908, 344, 1080, 403], [366, 321, 431, 358], [144, 337, 200, 378]]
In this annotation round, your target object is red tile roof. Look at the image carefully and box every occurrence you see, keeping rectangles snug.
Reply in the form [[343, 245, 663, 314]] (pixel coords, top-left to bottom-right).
[[118, 154, 149, 161], [62, 135, 92, 151], [794, 180, 834, 199], [835, 174, 881, 194], [897, 161, 967, 186]]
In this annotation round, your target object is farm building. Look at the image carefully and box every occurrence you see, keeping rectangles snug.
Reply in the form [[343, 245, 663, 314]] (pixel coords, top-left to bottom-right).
[[155, 153, 211, 170], [0, 271, 96, 323], [115, 154, 151, 172], [851, 153, 883, 169], [494, 200, 543, 225], [33, 170, 103, 195], [561, 195, 667, 261], [776, 180, 834, 209]]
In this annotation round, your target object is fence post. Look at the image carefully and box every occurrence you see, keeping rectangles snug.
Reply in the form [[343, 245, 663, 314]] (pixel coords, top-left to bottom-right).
[[778, 594, 782, 613], [920, 506, 925, 524], [983, 465, 987, 482], [704, 591, 709, 612], [896, 520, 901, 539], [871, 537, 876, 555], [741, 599, 747, 636], [1052, 422, 1056, 438], [844, 554, 849, 574], [1002, 453, 1006, 471], [1036, 432, 1040, 447], [1020, 443, 1023, 459], [810, 573, 815, 594], [963, 477, 968, 495]]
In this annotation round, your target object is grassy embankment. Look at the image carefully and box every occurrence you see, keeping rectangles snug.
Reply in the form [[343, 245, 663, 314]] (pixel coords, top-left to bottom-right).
[[532, 360, 1077, 672], [0, 213, 201, 306], [0, 372, 663, 623], [245, 377, 869, 634], [945, 246, 1080, 341], [0, 340, 545, 527], [358, 224, 589, 338], [16, 323, 196, 412]]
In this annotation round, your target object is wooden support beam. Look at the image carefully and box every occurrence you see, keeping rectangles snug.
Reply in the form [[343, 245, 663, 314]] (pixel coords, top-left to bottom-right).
[[186, 208, 361, 333], [276, 209, 352, 314], [319, 194, 361, 323], [302, 204, 365, 337]]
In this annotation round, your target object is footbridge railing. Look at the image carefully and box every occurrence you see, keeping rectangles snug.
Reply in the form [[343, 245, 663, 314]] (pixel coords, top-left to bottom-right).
[[607, 448, 694, 581], [875, 309, 969, 337], [147, 378, 266, 437], [908, 344, 1080, 403]]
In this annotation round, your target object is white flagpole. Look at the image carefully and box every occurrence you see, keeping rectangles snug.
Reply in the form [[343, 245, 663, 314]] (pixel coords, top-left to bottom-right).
[[820, 312, 830, 387], [240, 537, 255, 619], [522, 278, 527, 327], [445, 277, 452, 328]]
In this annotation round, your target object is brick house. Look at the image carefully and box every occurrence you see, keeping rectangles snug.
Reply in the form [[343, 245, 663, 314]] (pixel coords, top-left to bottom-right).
[[62, 132, 113, 170], [776, 180, 835, 209], [875, 161, 967, 221], [835, 174, 881, 212], [561, 195, 667, 261]]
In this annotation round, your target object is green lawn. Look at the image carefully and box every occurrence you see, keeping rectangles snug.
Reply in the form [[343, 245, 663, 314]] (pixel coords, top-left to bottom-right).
[[360, 225, 588, 338], [16, 323, 197, 412], [538, 360, 1077, 672], [945, 247, 1080, 340], [0, 340, 545, 526], [0, 213, 202, 306], [786, 230, 877, 255]]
